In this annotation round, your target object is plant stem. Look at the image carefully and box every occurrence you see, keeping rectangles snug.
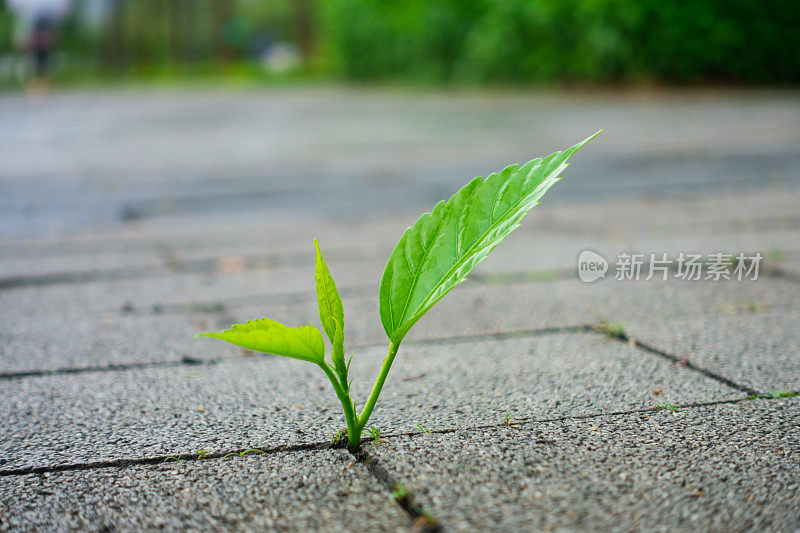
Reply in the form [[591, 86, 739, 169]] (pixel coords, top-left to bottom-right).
[[318, 362, 359, 449], [356, 341, 400, 434]]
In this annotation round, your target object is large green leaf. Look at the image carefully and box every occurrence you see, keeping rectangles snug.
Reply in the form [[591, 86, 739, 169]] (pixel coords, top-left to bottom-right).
[[379, 132, 599, 343], [314, 238, 344, 345], [197, 319, 325, 364]]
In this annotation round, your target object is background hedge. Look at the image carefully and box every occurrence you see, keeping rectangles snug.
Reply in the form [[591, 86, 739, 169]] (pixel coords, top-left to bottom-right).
[[320, 0, 800, 84]]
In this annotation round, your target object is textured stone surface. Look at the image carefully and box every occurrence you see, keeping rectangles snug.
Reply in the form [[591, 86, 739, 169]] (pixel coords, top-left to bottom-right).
[[3, 89, 799, 237], [1, 88, 798, 530], [0, 313, 242, 374], [0, 333, 739, 471], [4, 275, 798, 375], [625, 311, 800, 393], [0, 449, 410, 531], [366, 397, 800, 532]]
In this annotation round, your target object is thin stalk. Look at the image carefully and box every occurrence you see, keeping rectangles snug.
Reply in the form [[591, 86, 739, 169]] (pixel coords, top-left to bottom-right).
[[356, 341, 400, 433], [318, 362, 359, 449]]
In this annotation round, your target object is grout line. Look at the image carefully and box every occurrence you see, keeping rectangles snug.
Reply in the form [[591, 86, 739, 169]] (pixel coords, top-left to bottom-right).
[[0, 283, 244, 381], [595, 327, 762, 396], [3, 250, 794, 295], [405, 324, 593, 347], [0, 324, 593, 381], [353, 448, 441, 532], [0, 248, 370, 291], [0, 440, 343, 478], [0, 356, 228, 381], [762, 264, 800, 284], [372, 392, 799, 443], [2, 392, 795, 479]]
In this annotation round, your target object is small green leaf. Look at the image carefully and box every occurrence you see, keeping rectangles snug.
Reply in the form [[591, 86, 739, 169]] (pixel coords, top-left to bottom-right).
[[379, 132, 599, 343], [330, 316, 348, 388], [197, 319, 325, 364], [314, 239, 345, 345]]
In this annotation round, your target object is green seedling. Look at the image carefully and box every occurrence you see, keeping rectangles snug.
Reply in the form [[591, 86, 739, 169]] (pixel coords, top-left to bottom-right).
[[414, 424, 431, 434], [768, 390, 799, 399], [390, 483, 410, 504], [331, 428, 347, 445], [653, 402, 677, 411], [596, 321, 627, 339], [223, 449, 266, 458], [504, 414, 520, 428], [369, 426, 382, 444], [198, 133, 600, 451]]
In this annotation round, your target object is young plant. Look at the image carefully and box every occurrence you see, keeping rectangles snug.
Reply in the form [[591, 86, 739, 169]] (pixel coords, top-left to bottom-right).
[[198, 132, 599, 451]]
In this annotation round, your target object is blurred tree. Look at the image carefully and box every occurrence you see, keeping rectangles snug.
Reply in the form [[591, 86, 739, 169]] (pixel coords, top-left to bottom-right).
[[293, 0, 314, 57], [321, 0, 800, 84]]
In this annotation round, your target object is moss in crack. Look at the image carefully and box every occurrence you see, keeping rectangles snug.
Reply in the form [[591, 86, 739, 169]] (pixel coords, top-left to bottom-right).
[[595, 321, 628, 340]]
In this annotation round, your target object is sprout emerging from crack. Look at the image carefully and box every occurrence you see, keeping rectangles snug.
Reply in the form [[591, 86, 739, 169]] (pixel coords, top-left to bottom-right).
[[198, 133, 600, 451]]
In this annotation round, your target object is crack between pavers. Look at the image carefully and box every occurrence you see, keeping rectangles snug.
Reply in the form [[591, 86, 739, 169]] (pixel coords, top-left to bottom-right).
[[366, 392, 799, 444], [352, 448, 441, 532], [0, 440, 345, 478], [2, 244, 794, 294], [0, 324, 593, 381], [1, 392, 794, 479], [0, 356, 231, 381], [596, 328, 762, 396], [761, 264, 800, 284], [0, 248, 370, 291]]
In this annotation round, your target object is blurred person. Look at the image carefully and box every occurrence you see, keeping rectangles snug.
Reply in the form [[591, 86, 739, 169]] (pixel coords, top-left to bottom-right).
[[28, 12, 55, 89], [6, 0, 70, 93]]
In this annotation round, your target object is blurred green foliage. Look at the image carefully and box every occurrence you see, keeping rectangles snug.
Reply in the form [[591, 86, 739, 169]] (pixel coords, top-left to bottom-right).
[[320, 0, 800, 84], [0, 0, 307, 86], [1, 0, 798, 86]]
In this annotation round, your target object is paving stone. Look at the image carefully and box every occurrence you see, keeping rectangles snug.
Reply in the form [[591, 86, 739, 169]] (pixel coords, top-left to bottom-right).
[[4, 276, 798, 374], [366, 397, 800, 531], [3, 212, 798, 323], [4, 185, 798, 270], [0, 250, 167, 281], [0, 313, 241, 374], [231, 276, 800, 348], [4, 90, 798, 238], [625, 311, 800, 393], [353, 333, 741, 434], [0, 358, 334, 471], [0, 264, 376, 320], [0, 333, 739, 471], [0, 449, 410, 531], [531, 186, 800, 239]]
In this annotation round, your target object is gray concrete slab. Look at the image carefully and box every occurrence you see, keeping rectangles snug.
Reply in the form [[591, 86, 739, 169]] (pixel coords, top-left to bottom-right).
[[366, 397, 800, 531], [3, 89, 800, 238], [3, 186, 798, 268], [0, 250, 167, 281], [529, 185, 800, 239], [4, 276, 798, 374], [3, 210, 797, 322], [625, 312, 800, 394], [230, 276, 800, 348], [0, 313, 242, 374], [352, 334, 741, 434], [0, 258, 382, 320], [0, 333, 739, 471], [0, 358, 335, 471], [0, 449, 410, 531]]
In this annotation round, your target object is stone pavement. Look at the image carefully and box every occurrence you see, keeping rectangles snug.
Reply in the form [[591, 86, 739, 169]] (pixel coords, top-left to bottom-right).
[[1, 88, 799, 531]]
